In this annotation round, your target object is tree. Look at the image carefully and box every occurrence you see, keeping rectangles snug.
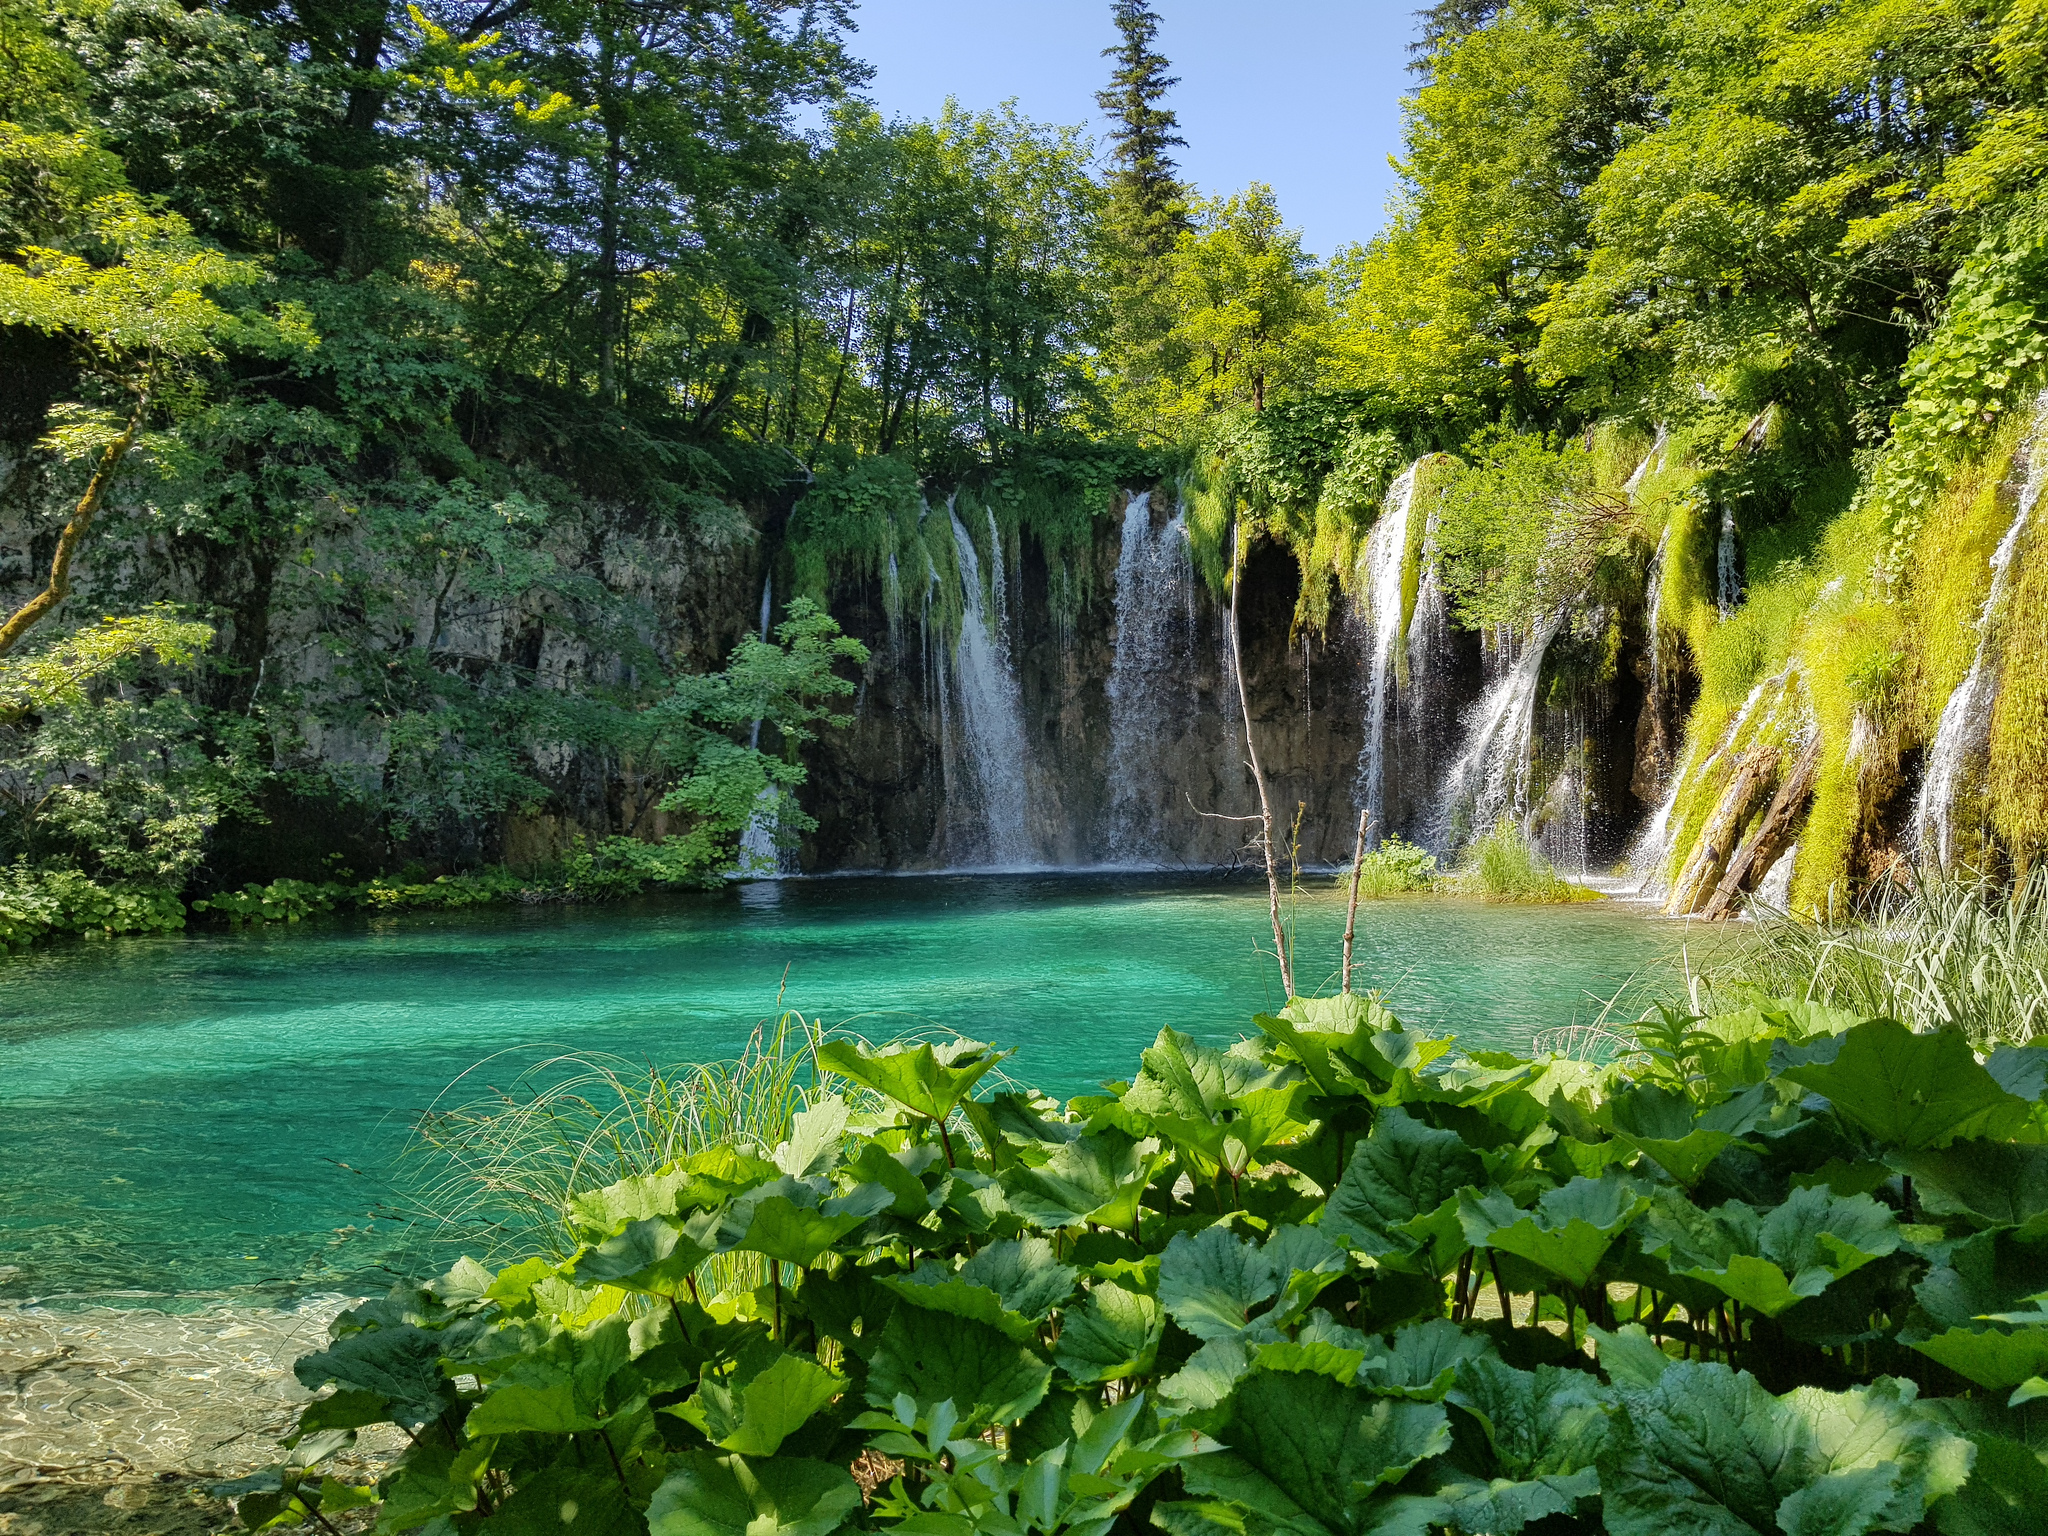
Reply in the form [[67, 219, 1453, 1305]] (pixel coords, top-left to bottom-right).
[[1095, 0, 1187, 270], [1162, 185, 1324, 422], [0, 198, 309, 657]]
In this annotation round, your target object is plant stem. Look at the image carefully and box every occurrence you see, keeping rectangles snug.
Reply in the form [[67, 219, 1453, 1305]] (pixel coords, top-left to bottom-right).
[[1343, 809, 1369, 993], [0, 394, 146, 659], [1229, 521, 1291, 997]]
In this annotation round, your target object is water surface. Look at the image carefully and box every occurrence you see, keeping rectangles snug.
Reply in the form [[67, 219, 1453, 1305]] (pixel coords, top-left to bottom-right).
[[0, 874, 1677, 1301]]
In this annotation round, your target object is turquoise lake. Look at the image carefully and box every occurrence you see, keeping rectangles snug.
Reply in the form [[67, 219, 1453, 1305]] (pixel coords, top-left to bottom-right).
[[0, 875, 1687, 1304]]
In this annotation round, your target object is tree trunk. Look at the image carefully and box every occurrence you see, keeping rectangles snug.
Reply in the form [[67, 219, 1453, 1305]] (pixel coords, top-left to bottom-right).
[[1701, 737, 1822, 920], [1665, 744, 1783, 916], [0, 398, 145, 659]]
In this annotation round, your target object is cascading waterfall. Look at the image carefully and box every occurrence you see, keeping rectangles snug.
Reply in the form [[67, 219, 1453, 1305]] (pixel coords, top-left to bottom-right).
[[1643, 524, 1671, 680], [736, 574, 782, 876], [1913, 397, 2048, 865], [1102, 492, 1198, 864], [1624, 426, 1668, 495], [1716, 506, 1742, 617], [1431, 610, 1566, 852], [1353, 463, 1420, 843], [942, 496, 1036, 868]]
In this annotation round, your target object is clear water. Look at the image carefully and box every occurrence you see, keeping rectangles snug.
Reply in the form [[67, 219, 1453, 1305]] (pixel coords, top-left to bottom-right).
[[0, 875, 1677, 1304]]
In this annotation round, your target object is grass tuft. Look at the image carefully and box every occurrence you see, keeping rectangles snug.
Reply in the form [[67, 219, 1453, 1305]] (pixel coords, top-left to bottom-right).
[[1698, 866, 2048, 1048]]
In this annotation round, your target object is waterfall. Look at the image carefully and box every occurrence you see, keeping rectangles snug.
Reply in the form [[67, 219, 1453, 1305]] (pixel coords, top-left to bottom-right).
[[1431, 610, 1566, 853], [737, 574, 782, 876], [1913, 401, 2048, 866], [1624, 426, 1668, 495], [1354, 463, 1420, 844], [1643, 524, 1671, 682], [1716, 506, 1742, 616], [1103, 492, 1197, 864], [942, 498, 1036, 868]]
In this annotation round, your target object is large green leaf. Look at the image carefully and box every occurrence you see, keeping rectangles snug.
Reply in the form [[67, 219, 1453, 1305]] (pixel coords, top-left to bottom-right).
[[1323, 1108, 1484, 1258], [814, 1037, 1008, 1122], [646, 1452, 861, 1536], [1641, 1185, 1900, 1317], [1448, 1354, 1614, 1483], [1352, 1319, 1495, 1403], [566, 1210, 725, 1299], [879, 1237, 1076, 1343], [461, 1314, 635, 1436], [863, 1301, 1052, 1428], [1122, 1027, 1311, 1175], [720, 1176, 893, 1268], [1779, 1019, 2030, 1150], [1055, 1280, 1163, 1383], [1890, 1141, 2048, 1237], [1458, 1177, 1648, 1289], [672, 1351, 845, 1457], [1929, 1432, 2048, 1536], [1158, 1336, 1255, 1413], [564, 1149, 772, 1242], [999, 1129, 1170, 1231], [292, 1324, 453, 1430], [1158, 1225, 1283, 1341], [1604, 1083, 1766, 1189], [772, 1097, 850, 1179], [1908, 1229, 2048, 1388], [1601, 1364, 1973, 1536], [1197, 1367, 1452, 1530]]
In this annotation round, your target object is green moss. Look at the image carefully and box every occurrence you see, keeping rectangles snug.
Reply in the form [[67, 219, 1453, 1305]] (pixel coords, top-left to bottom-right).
[[1908, 416, 2027, 741], [1989, 515, 2048, 859]]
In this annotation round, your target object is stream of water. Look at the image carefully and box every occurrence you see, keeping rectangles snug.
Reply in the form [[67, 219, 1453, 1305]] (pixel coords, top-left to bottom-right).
[[0, 876, 1680, 1304]]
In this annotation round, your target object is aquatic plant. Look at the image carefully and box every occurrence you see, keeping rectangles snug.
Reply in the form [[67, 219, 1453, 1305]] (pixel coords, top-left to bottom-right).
[[1698, 866, 2048, 1049], [405, 1013, 840, 1271], [1456, 821, 1600, 903], [242, 998, 2048, 1534]]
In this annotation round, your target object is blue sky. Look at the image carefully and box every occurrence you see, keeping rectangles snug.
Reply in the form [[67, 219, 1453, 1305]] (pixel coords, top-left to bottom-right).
[[841, 1, 1423, 259]]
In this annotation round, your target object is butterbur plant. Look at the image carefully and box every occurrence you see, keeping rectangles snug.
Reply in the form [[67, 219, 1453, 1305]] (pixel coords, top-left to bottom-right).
[[250, 1013, 2048, 1535]]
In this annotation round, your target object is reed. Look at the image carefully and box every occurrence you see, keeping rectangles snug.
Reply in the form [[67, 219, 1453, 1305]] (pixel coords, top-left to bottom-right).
[[1702, 866, 2048, 1048], [405, 1010, 836, 1294]]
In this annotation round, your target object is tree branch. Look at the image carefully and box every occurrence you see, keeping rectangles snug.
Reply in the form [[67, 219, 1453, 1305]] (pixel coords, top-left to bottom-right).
[[0, 396, 146, 660]]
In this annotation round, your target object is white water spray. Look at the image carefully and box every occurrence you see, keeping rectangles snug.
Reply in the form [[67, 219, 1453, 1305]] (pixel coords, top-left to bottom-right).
[[1432, 610, 1566, 851], [737, 574, 782, 876], [1103, 492, 1197, 864], [1913, 396, 2048, 866], [943, 497, 1036, 867], [1354, 463, 1419, 843], [1716, 506, 1742, 617]]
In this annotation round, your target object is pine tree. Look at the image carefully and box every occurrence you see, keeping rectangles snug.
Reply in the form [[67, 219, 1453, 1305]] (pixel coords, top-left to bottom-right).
[[1095, 0, 1188, 269]]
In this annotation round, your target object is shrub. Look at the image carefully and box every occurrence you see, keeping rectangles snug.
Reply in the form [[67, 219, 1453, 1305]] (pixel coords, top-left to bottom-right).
[[241, 999, 2048, 1535], [1348, 835, 1440, 897]]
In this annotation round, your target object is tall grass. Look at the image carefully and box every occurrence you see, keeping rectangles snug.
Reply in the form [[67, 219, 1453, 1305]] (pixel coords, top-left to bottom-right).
[[1454, 821, 1600, 903], [405, 1011, 839, 1296], [1697, 866, 2048, 1048]]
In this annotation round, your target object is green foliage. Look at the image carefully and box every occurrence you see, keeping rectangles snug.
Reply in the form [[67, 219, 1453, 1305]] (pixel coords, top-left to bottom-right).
[[1346, 837, 1439, 899], [1452, 822, 1601, 904], [258, 1001, 2048, 1536], [1696, 868, 2048, 1049], [1432, 430, 1632, 632]]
